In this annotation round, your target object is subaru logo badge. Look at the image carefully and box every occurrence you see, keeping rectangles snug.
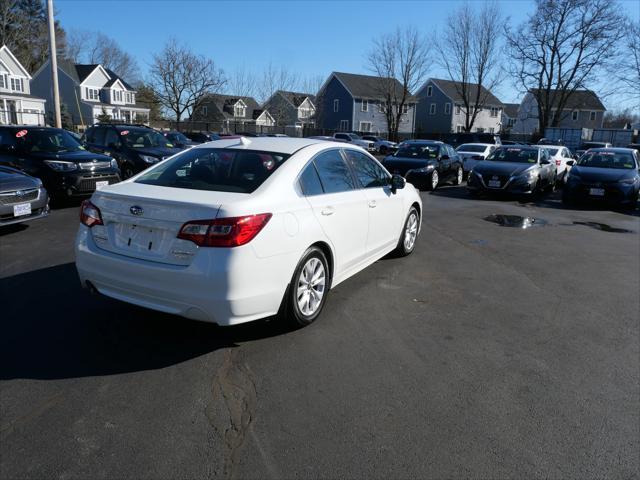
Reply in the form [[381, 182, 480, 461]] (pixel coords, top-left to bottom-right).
[[130, 206, 144, 216], [15, 190, 25, 197]]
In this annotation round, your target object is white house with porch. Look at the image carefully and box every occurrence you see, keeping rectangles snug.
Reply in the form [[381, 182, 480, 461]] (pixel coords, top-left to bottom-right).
[[0, 45, 46, 126], [31, 59, 149, 127]]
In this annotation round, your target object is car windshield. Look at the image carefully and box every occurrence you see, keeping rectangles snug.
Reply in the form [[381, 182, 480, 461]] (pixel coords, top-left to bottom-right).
[[456, 144, 486, 153], [487, 147, 538, 163], [16, 129, 84, 154], [135, 148, 290, 193], [543, 148, 559, 155], [166, 132, 189, 143], [577, 151, 636, 169], [394, 144, 439, 159], [120, 129, 174, 148], [348, 134, 361, 140]]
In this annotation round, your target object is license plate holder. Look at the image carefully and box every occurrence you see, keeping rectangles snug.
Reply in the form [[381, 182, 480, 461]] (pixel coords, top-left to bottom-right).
[[13, 202, 31, 217], [95, 180, 109, 190], [589, 188, 605, 196], [488, 180, 501, 188]]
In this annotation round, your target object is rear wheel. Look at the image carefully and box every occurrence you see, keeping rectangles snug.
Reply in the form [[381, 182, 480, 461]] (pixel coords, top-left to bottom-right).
[[394, 207, 419, 257], [453, 167, 463, 185], [283, 247, 330, 328], [379, 145, 388, 155]]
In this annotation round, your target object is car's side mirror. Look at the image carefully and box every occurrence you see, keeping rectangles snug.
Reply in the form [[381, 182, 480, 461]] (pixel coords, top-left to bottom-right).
[[566, 160, 575, 166], [440, 154, 450, 160], [541, 158, 551, 165], [390, 174, 405, 194]]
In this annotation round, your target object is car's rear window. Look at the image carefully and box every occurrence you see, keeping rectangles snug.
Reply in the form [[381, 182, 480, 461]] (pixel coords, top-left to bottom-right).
[[456, 144, 486, 153], [577, 151, 636, 169], [135, 148, 290, 193]]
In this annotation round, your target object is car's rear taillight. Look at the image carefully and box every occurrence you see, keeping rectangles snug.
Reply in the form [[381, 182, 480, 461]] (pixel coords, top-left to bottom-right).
[[80, 200, 103, 227], [177, 213, 272, 247], [556, 159, 561, 166]]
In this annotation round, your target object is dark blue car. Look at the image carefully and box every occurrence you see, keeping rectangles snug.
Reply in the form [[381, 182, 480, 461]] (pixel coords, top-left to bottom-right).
[[562, 148, 640, 209]]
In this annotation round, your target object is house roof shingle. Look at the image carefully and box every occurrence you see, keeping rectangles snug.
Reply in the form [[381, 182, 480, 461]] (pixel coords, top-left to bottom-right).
[[276, 90, 316, 107], [199, 94, 262, 120], [503, 103, 520, 118], [529, 89, 606, 111], [428, 78, 504, 106], [56, 61, 136, 91], [332, 72, 417, 102]]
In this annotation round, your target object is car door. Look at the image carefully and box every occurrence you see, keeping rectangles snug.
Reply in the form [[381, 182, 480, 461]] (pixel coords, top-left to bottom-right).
[[539, 149, 554, 183], [342, 149, 402, 255], [302, 149, 369, 275], [438, 145, 452, 179], [103, 128, 125, 166], [85, 127, 107, 155], [0, 129, 19, 168]]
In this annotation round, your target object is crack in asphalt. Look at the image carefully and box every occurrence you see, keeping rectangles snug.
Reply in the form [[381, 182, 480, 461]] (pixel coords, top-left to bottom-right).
[[206, 348, 257, 479]]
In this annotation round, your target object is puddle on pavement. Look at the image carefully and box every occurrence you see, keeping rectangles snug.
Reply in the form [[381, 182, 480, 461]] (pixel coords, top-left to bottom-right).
[[572, 221, 635, 234], [484, 214, 548, 229]]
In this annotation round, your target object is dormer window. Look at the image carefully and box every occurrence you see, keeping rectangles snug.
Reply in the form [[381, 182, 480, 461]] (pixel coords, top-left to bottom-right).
[[113, 90, 123, 102], [10, 77, 24, 92], [85, 87, 100, 101], [426, 85, 433, 97], [0, 73, 7, 90], [125, 92, 135, 104], [234, 100, 246, 117]]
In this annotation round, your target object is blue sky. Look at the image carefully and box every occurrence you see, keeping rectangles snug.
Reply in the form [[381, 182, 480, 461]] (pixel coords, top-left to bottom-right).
[[56, 0, 640, 108]]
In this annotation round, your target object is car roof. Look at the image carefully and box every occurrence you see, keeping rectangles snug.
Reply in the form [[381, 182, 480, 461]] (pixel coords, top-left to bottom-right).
[[191, 136, 325, 154], [403, 140, 443, 145], [587, 147, 636, 153], [537, 144, 564, 149], [457, 143, 492, 147]]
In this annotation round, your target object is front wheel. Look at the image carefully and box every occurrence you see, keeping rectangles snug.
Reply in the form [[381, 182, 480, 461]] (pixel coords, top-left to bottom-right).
[[283, 247, 330, 328], [122, 164, 135, 180], [379, 146, 388, 155], [427, 170, 439, 191], [394, 207, 419, 257]]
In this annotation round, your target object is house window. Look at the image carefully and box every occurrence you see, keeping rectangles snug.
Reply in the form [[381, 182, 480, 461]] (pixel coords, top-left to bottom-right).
[[490, 107, 499, 117], [0, 73, 7, 90], [333, 99, 339, 112], [572, 111, 578, 121], [589, 111, 596, 121], [113, 90, 123, 102], [426, 85, 433, 97], [444, 103, 451, 115], [378, 102, 386, 113], [489, 127, 495, 134], [476, 127, 485, 133], [201, 106, 208, 116], [429, 103, 436, 115], [10, 78, 24, 92], [234, 103, 246, 117], [456, 125, 464, 133], [455, 104, 461, 115], [339, 119, 349, 131], [361, 100, 368, 112], [359, 121, 372, 132], [402, 104, 409, 114], [85, 87, 99, 101]]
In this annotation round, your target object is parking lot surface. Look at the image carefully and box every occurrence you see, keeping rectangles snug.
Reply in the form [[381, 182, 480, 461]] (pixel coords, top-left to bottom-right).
[[1, 187, 639, 479]]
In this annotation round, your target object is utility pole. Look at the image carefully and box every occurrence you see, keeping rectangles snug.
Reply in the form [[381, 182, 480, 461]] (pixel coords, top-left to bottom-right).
[[47, 0, 61, 128]]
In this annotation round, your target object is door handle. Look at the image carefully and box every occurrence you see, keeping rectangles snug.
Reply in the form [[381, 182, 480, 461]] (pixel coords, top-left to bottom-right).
[[321, 207, 335, 216], [368, 200, 377, 208]]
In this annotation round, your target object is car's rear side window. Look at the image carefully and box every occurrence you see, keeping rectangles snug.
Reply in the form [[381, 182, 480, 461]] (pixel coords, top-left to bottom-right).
[[135, 148, 290, 193], [299, 162, 324, 196], [312, 149, 357, 194], [86, 127, 105, 146]]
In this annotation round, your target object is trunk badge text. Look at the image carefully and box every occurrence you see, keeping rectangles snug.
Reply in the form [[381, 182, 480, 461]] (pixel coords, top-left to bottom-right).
[[130, 206, 144, 216]]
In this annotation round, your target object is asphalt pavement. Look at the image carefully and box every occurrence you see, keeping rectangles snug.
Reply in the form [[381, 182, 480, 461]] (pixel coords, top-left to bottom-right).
[[1, 187, 639, 479]]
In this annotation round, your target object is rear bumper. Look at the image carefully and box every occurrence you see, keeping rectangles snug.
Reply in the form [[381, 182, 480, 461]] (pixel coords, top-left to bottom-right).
[[75, 226, 295, 325]]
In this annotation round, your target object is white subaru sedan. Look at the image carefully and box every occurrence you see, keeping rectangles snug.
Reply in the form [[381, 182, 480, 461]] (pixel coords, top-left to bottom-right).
[[75, 137, 422, 328]]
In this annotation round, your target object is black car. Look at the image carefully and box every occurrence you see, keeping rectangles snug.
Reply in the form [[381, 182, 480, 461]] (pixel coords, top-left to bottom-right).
[[162, 131, 197, 149], [467, 145, 557, 197], [562, 148, 639, 209], [184, 131, 221, 143], [0, 126, 120, 200], [381, 140, 463, 191], [83, 124, 181, 179]]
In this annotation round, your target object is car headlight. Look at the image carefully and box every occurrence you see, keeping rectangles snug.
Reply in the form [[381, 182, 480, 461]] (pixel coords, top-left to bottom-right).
[[415, 165, 435, 172], [618, 177, 639, 185], [110, 159, 118, 169], [514, 170, 537, 182], [139, 154, 159, 164], [43, 160, 78, 171]]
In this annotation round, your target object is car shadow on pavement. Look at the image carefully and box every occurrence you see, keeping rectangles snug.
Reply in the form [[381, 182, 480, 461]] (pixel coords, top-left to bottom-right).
[[0, 262, 290, 380]]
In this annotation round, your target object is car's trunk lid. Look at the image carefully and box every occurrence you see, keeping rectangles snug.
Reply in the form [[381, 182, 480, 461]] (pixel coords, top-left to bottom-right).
[[90, 183, 247, 265]]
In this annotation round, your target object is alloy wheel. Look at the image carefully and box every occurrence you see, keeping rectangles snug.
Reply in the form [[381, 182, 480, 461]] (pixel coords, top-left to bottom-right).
[[457, 167, 463, 184], [404, 211, 419, 251], [296, 257, 326, 316], [431, 170, 439, 190]]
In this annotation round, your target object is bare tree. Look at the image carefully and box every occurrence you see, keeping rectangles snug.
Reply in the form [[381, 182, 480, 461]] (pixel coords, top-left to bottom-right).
[[298, 74, 324, 96], [148, 39, 225, 128], [436, 2, 503, 132], [65, 30, 139, 81], [255, 61, 300, 104], [505, 0, 626, 135], [224, 66, 258, 98], [616, 20, 640, 100], [367, 27, 429, 142]]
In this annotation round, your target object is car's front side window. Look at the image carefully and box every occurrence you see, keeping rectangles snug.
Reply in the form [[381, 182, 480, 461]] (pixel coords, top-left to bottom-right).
[[312, 149, 357, 194], [343, 149, 389, 189]]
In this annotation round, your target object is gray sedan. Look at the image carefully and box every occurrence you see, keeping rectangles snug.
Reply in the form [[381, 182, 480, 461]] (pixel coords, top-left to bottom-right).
[[0, 166, 49, 227]]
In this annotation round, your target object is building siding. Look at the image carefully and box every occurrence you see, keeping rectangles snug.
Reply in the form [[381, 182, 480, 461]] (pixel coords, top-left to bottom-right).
[[353, 98, 415, 134], [415, 81, 453, 134], [317, 76, 354, 131]]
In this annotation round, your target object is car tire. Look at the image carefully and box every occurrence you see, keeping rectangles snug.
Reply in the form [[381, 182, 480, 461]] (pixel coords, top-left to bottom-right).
[[561, 191, 574, 206], [453, 167, 463, 186], [283, 246, 330, 328], [394, 207, 419, 257], [379, 146, 387, 155], [545, 175, 556, 193], [427, 170, 439, 191], [122, 164, 135, 179]]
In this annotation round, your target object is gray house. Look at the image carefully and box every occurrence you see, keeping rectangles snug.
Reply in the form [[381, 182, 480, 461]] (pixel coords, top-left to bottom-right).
[[512, 89, 606, 135], [191, 94, 275, 131], [0, 45, 46, 125], [263, 90, 316, 127], [316, 72, 416, 135], [31, 59, 149, 126], [501, 103, 520, 133], [415, 78, 504, 135]]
